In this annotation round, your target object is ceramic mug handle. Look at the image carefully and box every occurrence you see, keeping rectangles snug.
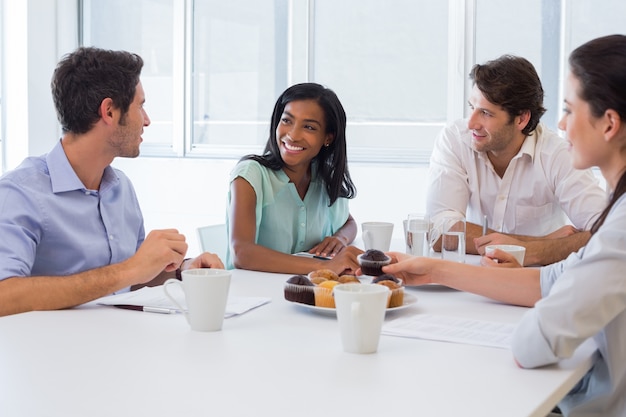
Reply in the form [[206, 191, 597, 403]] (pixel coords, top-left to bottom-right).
[[163, 278, 189, 324]]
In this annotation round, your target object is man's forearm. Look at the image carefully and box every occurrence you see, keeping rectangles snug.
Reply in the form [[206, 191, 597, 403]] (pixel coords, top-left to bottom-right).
[[472, 227, 590, 266], [0, 261, 140, 317], [522, 231, 590, 266]]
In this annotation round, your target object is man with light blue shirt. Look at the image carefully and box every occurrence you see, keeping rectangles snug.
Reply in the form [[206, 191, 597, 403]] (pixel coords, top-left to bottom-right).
[[0, 47, 222, 317]]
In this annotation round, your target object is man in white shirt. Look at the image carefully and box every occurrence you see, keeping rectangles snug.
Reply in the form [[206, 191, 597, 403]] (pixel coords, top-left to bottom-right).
[[427, 55, 606, 266]]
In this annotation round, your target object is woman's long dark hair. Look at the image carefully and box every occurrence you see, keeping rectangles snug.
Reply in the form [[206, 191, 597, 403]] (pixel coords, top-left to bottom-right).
[[242, 83, 356, 205], [569, 35, 626, 234]]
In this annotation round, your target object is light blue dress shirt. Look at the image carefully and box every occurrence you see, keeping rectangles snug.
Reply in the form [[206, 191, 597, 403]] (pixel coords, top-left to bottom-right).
[[512, 194, 626, 416], [0, 140, 144, 286], [226, 159, 350, 269]]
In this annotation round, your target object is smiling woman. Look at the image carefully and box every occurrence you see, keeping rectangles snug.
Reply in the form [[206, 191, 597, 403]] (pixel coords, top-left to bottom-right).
[[226, 83, 363, 275], [275, 100, 331, 194]]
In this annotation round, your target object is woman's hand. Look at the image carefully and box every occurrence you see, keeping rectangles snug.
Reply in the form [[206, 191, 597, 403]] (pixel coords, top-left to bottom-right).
[[309, 235, 349, 258], [324, 245, 363, 275], [480, 248, 522, 268], [377, 251, 436, 286]]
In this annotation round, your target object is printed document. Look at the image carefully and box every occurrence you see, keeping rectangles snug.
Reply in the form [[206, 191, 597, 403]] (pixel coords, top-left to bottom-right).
[[382, 313, 514, 349]]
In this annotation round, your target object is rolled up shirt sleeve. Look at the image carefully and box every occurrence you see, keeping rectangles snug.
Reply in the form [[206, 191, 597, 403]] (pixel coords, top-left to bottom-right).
[[512, 308, 560, 368]]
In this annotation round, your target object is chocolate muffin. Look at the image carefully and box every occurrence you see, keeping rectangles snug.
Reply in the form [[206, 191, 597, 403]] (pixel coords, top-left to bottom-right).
[[357, 249, 391, 276], [372, 274, 401, 284], [284, 275, 316, 305]]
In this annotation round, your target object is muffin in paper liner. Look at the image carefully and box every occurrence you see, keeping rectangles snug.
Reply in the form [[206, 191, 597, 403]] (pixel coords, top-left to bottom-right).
[[372, 275, 405, 308], [285, 274, 402, 309], [337, 275, 360, 284], [357, 250, 391, 276], [308, 269, 339, 282], [314, 280, 339, 308], [284, 275, 316, 306], [309, 276, 328, 285]]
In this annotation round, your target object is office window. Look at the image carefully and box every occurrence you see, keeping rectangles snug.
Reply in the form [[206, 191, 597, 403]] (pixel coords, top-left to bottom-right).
[[565, 1, 626, 50], [190, 0, 451, 161], [474, 0, 561, 129], [82, 0, 452, 162], [82, 0, 179, 155], [314, 1, 447, 122], [191, 0, 288, 153], [312, 0, 449, 160], [80, 0, 626, 163], [475, 0, 626, 130]]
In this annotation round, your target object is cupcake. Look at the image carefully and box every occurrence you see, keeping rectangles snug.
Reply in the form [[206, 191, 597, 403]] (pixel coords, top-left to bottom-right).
[[314, 280, 339, 308], [309, 276, 328, 285], [357, 249, 391, 276], [372, 274, 404, 308], [308, 269, 339, 282], [337, 275, 360, 284], [284, 275, 316, 305]]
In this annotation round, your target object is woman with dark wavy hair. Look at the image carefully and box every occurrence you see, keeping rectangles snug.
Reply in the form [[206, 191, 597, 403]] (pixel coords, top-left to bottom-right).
[[384, 35, 626, 416], [226, 83, 362, 274]]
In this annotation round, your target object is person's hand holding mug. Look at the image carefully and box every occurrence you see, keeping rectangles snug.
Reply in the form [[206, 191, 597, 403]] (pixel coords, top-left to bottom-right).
[[481, 245, 525, 268]]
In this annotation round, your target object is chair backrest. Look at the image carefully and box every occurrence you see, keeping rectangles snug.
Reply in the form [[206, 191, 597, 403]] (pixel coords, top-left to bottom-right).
[[197, 224, 228, 262]]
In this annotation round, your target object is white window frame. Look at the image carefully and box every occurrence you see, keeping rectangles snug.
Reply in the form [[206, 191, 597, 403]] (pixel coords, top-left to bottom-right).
[[76, 0, 603, 165], [79, 0, 468, 165]]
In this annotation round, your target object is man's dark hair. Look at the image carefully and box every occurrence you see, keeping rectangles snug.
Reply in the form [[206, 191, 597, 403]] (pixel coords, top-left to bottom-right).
[[51, 46, 144, 134], [470, 55, 546, 135]]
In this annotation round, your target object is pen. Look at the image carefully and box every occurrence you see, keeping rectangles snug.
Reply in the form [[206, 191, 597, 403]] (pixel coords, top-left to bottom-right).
[[482, 215, 488, 236], [294, 252, 331, 260], [114, 304, 178, 314]]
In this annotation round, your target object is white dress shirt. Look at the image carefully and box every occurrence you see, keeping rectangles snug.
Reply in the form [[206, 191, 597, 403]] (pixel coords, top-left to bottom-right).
[[427, 119, 606, 235]]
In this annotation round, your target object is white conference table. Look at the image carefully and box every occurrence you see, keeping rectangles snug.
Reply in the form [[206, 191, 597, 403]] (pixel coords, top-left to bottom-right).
[[0, 258, 596, 417]]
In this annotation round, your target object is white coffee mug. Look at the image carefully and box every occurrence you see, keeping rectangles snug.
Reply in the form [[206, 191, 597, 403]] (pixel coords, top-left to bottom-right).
[[361, 222, 394, 251], [163, 268, 231, 332], [485, 244, 526, 265], [334, 284, 389, 354]]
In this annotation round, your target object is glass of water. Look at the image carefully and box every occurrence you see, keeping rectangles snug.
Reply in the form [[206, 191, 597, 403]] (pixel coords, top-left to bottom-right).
[[405, 213, 430, 257], [441, 214, 466, 263]]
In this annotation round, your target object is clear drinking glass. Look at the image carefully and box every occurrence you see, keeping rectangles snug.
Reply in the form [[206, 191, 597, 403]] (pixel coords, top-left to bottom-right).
[[405, 213, 430, 257], [441, 214, 466, 263]]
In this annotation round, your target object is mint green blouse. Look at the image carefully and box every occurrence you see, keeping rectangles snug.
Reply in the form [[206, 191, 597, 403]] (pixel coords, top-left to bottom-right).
[[226, 160, 350, 269]]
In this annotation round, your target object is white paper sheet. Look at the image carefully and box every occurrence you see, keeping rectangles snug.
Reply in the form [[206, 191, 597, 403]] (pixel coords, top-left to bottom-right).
[[382, 313, 514, 349], [96, 285, 271, 318]]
